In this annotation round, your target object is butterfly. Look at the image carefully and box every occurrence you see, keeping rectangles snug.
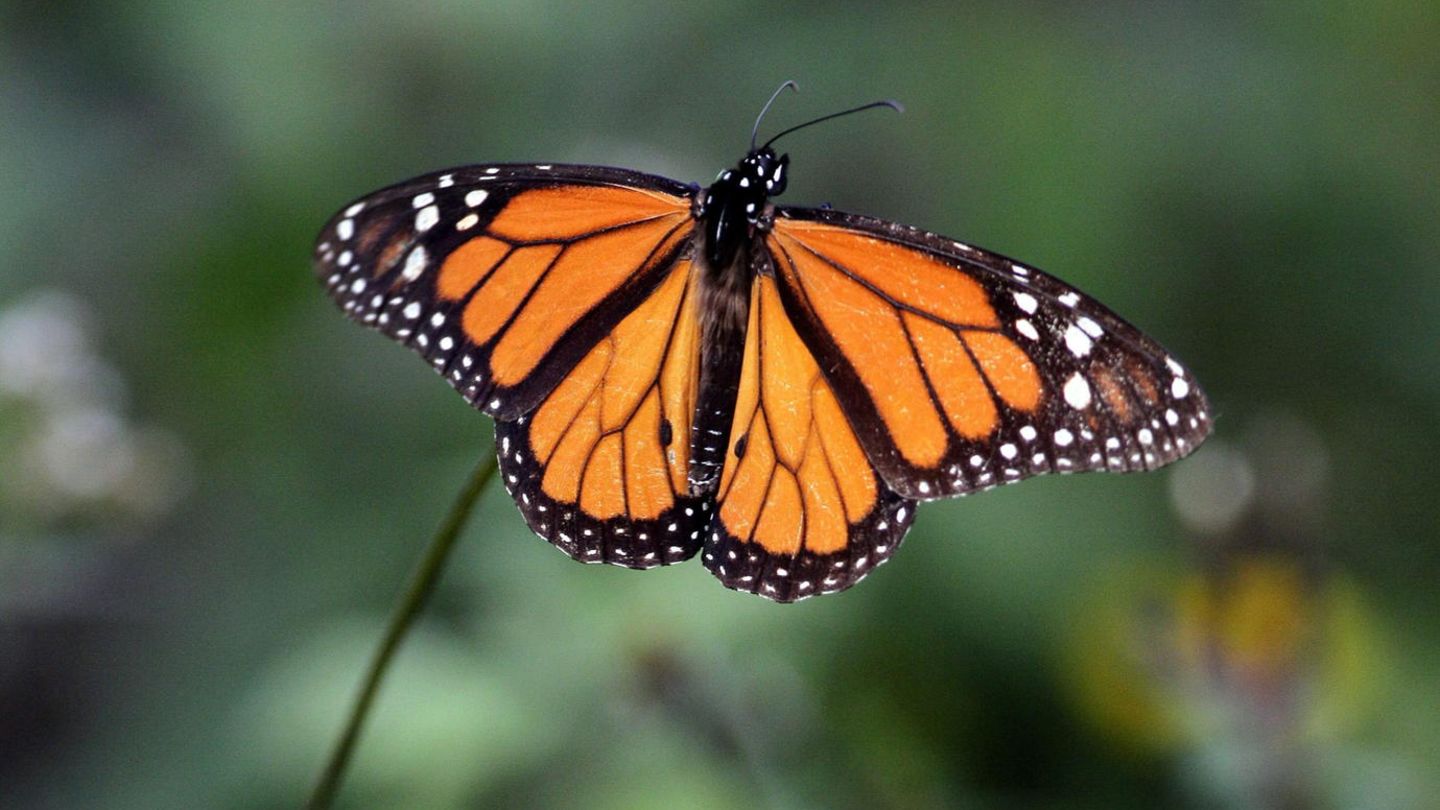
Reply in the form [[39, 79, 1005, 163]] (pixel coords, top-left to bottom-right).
[[313, 83, 1211, 602]]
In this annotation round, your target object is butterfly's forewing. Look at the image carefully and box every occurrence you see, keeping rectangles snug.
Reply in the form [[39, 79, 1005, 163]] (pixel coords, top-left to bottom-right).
[[701, 266, 916, 601], [766, 209, 1211, 501], [313, 164, 694, 421]]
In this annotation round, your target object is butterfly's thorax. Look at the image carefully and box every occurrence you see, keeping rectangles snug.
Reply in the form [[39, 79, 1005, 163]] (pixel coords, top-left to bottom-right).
[[687, 148, 789, 494], [696, 147, 788, 271]]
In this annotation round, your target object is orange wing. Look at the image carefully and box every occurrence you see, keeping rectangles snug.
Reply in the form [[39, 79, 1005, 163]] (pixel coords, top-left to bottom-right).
[[496, 258, 715, 566], [315, 165, 693, 421], [765, 212, 1212, 501], [701, 270, 915, 602]]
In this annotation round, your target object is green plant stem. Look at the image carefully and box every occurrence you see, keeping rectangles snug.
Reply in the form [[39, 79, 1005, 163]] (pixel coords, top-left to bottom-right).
[[306, 454, 499, 810]]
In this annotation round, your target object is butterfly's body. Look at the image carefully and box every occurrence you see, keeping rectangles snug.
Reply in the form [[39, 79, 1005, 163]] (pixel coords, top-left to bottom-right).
[[316, 117, 1211, 602], [688, 148, 788, 493]]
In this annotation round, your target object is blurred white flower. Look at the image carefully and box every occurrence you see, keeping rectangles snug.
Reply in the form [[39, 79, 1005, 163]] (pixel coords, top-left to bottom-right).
[[1168, 439, 1257, 535], [0, 290, 124, 408], [0, 289, 189, 530]]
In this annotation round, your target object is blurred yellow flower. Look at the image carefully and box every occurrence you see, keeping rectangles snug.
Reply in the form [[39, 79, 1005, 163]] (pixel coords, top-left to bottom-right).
[[1065, 554, 1383, 756]]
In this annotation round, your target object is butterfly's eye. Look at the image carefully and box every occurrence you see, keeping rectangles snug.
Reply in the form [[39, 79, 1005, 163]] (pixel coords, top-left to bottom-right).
[[765, 154, 790, 195]]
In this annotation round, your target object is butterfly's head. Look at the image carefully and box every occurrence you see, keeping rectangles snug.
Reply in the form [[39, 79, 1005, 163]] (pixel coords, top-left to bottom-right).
[[743, 147, 790, 197], [708, 147, 789, 205]]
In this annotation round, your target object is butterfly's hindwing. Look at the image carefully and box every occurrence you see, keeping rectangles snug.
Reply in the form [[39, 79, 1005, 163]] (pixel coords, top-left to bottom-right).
[[701, 272, 917, 602], [494, 258, 714, 567]]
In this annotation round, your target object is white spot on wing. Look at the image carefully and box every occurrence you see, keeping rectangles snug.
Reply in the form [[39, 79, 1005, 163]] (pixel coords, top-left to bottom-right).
[[1064, 323, 1093, 356], [402, 246, 428, 282], [1063, 373, 1092, 409]]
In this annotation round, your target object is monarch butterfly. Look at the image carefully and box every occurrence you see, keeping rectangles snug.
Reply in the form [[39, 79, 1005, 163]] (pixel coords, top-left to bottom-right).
[[314, 84, 1211, 602]]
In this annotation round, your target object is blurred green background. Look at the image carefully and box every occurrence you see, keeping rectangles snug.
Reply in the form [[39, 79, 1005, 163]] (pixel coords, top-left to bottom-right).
[[3, 3, 1438, 809]]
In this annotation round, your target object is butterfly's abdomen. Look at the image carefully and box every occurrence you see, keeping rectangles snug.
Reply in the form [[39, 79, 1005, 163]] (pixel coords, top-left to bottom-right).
[[686, 235, 756, 495]]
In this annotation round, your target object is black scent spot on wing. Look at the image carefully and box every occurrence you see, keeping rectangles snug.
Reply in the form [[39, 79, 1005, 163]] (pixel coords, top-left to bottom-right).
[[734, 433, 748, 459], [660, 419, 673, 447]]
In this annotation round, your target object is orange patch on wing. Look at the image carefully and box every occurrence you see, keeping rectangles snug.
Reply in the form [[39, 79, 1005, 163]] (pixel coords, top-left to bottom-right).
[[529, 343, 608, 463], [905, 314, 997, 439], [659, 266, 701, 493], [1128, 362, 1161, 404], [355, 218, 390, 257], [753, 468, 803, 556], [541, 395, 601, 504], [580, 434, 625, 519], [490, 218, 684, 387], [962, 331, 1042, 412], [1094, 367, 1133, 423], [776, 220, 998, 328], [624, 393, 672, 520], [720, 419, 774, 542], [798, 440, 848, 554], [462, 244, 561, 346], [373, 234, 410, 278], [812, 386, 876, 523], [757, 281, 819, 469], [489, 185, 687, 242], [597, 268, 688, 432], [775, 239, 949, 468], [438, 236, 510, 301]]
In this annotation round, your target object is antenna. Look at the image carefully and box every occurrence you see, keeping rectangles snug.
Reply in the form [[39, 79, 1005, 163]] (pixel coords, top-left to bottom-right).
[[760, 99, 904, 150], [750, 80, 800, 152]]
